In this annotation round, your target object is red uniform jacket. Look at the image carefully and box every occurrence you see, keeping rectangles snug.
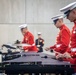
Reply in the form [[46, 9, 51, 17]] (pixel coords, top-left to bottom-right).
[[70, 22, 76, 58], [67, 22, 76, 57], [66, 22, 76, 65], [22, 31, 38, 52], [50, 24, 70, 54]]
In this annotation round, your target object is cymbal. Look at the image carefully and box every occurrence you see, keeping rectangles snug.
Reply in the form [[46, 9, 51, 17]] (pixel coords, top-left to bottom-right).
[[13, 44, 31, 47]]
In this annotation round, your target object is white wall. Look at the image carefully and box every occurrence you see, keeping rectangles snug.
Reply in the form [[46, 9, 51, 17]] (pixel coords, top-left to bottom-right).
[[0, 0, 75, 49]]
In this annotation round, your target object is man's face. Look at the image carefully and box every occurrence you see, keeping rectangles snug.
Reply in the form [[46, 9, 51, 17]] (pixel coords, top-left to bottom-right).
[[54, 19, 61, 28], [67, 9, 76, 22], [21, 28, 27, 36], [38, 35, 41, 38]]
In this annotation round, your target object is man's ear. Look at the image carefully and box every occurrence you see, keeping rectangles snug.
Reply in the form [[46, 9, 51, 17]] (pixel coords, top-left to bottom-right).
[[72, 9, 76, 15], [58, 19, 61, 23], [60, 18, 63, 23]]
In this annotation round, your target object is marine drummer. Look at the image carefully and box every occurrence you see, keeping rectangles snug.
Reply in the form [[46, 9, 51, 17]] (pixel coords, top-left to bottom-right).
[[60, 2, 76, 63], [59, 2, 76, 74], [19, 24, 38, 52], [45, 14, 71, 57]]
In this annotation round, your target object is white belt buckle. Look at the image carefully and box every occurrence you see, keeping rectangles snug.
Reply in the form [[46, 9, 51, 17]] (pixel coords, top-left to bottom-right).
[[56, 44, 61, 48], [71, 48, 76, 52]]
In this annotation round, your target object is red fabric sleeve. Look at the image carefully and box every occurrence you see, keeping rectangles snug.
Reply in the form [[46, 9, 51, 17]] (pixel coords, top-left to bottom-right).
[[70, 52, 76, 58], [66, 48, 71, 53], [23, 35, 35, 50], [54, 29, 70, 53], [50, 45, 56, 49]]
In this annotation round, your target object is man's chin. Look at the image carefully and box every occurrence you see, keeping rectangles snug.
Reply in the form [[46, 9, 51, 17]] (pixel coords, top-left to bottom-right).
[[69, 20, 73, 22], [70, 19, 75, 22]]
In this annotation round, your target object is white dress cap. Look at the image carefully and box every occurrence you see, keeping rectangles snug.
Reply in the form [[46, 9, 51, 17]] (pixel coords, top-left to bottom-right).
[[19, 24, 27, 29], [60, 2, 76, 15], [51, 14, 64, 21], [38, 32, 41, 35]]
